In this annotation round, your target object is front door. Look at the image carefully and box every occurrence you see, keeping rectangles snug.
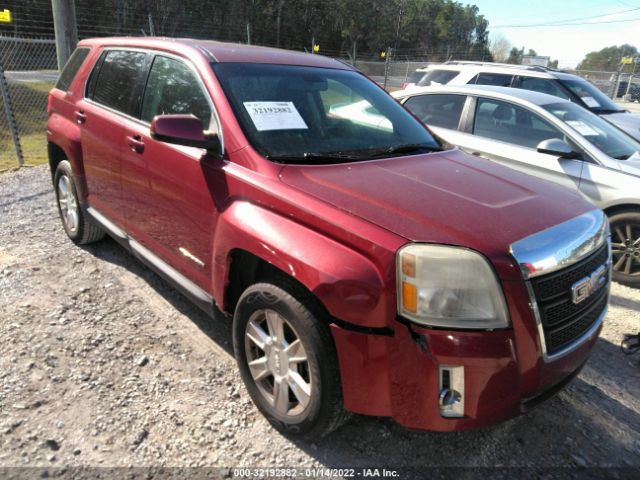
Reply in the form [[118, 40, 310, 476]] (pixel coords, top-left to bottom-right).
[[119, 54, 223, 291], [461, 96, 584, 192]]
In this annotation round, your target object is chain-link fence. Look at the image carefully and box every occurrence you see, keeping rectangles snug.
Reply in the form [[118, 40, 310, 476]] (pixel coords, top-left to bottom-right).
[[566, 70, 639, 103], [0, 36, 57, 171], [0, 34, 636, 170]]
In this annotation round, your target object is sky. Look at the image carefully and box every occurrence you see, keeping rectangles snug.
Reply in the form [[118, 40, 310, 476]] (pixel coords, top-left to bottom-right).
[[475, 0, 640, 68]]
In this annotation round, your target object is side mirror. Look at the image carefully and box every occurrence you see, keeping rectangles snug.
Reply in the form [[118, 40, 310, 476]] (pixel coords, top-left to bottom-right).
[[536, 138, 581, 159], [151, 114, 221, 154]]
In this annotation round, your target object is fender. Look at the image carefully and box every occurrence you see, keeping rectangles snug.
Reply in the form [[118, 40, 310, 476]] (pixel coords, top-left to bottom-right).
[[212, 201, 391, 329], [47, 111, 88, 201]]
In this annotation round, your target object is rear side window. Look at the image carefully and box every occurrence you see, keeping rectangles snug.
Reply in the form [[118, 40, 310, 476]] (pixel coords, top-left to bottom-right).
[[91, 50, 147, 116], [55, 47, 90, 91], [141, 56, 212, 128], [470, 73, 513, 87], [404, 94, 466, 130], [417, 70, 459, 87]]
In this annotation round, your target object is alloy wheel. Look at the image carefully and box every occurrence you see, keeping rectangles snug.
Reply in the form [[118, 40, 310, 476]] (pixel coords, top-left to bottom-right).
[[57, 174, 79, 234], [611, 221, 640, 276], [244, 309, 312, 417]]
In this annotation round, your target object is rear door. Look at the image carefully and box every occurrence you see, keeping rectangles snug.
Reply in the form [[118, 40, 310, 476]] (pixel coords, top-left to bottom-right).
[[118, 53, 223, 291], [78, 49, 149, 225]]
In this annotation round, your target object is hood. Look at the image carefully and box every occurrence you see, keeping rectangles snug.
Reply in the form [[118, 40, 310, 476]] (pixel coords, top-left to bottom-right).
[[280, 149, 594, 280], [601, 112, 640, 141]]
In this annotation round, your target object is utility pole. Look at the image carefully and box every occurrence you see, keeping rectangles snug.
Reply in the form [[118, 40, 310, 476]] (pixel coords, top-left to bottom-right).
[[393, 0, 404, 62], [383, 46, 392, 90], [51, 0, 78, 70]]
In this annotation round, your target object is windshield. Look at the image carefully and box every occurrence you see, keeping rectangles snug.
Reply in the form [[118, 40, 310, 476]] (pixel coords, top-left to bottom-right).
[[559, 78, 625, 113], [543, 102, 640, 160], [212, 63, 440, 163], [417, 69, 459, 87]]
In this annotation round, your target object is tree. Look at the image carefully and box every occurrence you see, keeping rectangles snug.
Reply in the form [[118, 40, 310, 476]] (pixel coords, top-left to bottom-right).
[[506, 46, 523, 64], [1, 0, 500, 62], [576, 44, 638, 71], [490, 33, 511, 63]]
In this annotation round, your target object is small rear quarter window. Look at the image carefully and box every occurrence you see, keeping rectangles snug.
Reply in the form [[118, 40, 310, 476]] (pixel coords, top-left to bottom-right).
[[55, 47, 90, 91]]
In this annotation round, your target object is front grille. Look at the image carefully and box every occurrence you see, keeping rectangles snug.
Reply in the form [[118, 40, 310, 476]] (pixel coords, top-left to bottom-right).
[[530, 243, 609, 355]]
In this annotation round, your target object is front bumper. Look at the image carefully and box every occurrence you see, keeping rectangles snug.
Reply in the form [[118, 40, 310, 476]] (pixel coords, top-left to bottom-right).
[[330, 279, 604, 432]]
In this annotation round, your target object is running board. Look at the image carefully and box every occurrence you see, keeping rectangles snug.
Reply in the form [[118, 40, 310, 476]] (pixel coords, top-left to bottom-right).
[[87, 207, 214, 315], [87, 207, 127, 239]]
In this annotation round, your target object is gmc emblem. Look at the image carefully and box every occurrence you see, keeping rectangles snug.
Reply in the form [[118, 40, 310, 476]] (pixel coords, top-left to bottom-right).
[[571, 264, 608, 304]]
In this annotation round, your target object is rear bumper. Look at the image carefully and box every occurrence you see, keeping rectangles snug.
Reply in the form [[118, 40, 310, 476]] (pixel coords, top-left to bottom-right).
[[330, 281, 603, 432]]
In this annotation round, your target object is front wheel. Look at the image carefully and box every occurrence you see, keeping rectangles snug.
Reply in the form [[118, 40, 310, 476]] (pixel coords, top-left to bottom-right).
[[610, 211, 640, 288], [232, 280, 350, 439]]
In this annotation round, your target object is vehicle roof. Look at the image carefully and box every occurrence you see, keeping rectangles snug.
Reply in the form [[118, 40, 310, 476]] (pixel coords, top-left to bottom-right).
[[424, 62, 579, 81], [394, 84, 573, 106], [78, 37, 354, 70]]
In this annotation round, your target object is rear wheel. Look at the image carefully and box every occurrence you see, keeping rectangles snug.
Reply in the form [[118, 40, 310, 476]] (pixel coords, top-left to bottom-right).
[[54, 160, 105, 245], [610, 211, 640, 288], [232, 279, 349, 439]]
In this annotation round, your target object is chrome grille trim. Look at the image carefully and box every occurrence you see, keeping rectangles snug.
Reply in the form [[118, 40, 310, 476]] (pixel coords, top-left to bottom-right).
[[510, 209, 608, 280]]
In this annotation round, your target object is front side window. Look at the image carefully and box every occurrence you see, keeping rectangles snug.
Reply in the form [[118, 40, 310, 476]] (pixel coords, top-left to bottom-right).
[[408, 71, 426, 83], [91, 50, 147, 116], [544, 102, 640, 160], [403, 94, 466, 130], [416, 69, 459, 87], [471, 73, 514, 87], [473, 97, 565, 149], [56, 47, 90, 91], [212, 63, 440, 162], [559, 78, 624, 113], [141, 56, 212, 128], [517, 77, 570, 100]]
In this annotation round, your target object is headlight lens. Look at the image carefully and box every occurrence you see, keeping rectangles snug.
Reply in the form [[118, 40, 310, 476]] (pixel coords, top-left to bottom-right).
[[397, 244, 509, 329]]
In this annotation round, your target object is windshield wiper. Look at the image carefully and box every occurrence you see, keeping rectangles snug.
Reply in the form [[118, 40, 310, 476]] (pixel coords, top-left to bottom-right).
[[594, 108, 625, 114], [266, 152, 366, 164], [364, 143, 443, 157], [266, 144, 442, 164]]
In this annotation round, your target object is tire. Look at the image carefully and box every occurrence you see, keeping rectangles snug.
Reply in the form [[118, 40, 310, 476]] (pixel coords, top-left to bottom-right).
[[232, 279, 350, 439], [54, 160, 105, 245], [609, 210, 640, 288]]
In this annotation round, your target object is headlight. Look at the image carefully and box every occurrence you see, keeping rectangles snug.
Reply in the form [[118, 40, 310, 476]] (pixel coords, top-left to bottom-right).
[[397, 244, 509, 329]]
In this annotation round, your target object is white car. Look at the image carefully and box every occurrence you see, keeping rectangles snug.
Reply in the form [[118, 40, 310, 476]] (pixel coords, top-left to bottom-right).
[[394, 85, 640, 287], [401, 61, 640, 142]]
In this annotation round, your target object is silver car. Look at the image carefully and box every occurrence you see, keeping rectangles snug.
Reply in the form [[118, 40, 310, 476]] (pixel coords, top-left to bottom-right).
[[402, 62, 640, 142], [394, 85, 640, 287]]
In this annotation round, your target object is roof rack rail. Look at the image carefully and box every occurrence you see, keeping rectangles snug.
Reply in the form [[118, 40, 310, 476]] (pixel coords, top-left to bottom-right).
[[444, 60, 560, 73]]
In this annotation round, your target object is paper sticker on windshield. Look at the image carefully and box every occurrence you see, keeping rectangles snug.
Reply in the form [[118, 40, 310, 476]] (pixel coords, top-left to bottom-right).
[[243, 102, 308, 131], [566, 120, 598, 136], [581, 96, 600, 108]]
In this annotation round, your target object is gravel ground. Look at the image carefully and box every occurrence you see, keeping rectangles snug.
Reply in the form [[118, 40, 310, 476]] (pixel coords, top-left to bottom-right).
[[0, 166, 639, 476]]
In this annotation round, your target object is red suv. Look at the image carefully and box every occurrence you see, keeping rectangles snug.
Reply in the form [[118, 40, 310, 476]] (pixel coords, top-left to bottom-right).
[[47, 37, 611, 439]]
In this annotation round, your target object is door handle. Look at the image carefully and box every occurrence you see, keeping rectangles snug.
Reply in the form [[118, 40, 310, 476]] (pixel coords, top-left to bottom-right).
[[75, 110, 86, 124], [126, 135, 145, 153]]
